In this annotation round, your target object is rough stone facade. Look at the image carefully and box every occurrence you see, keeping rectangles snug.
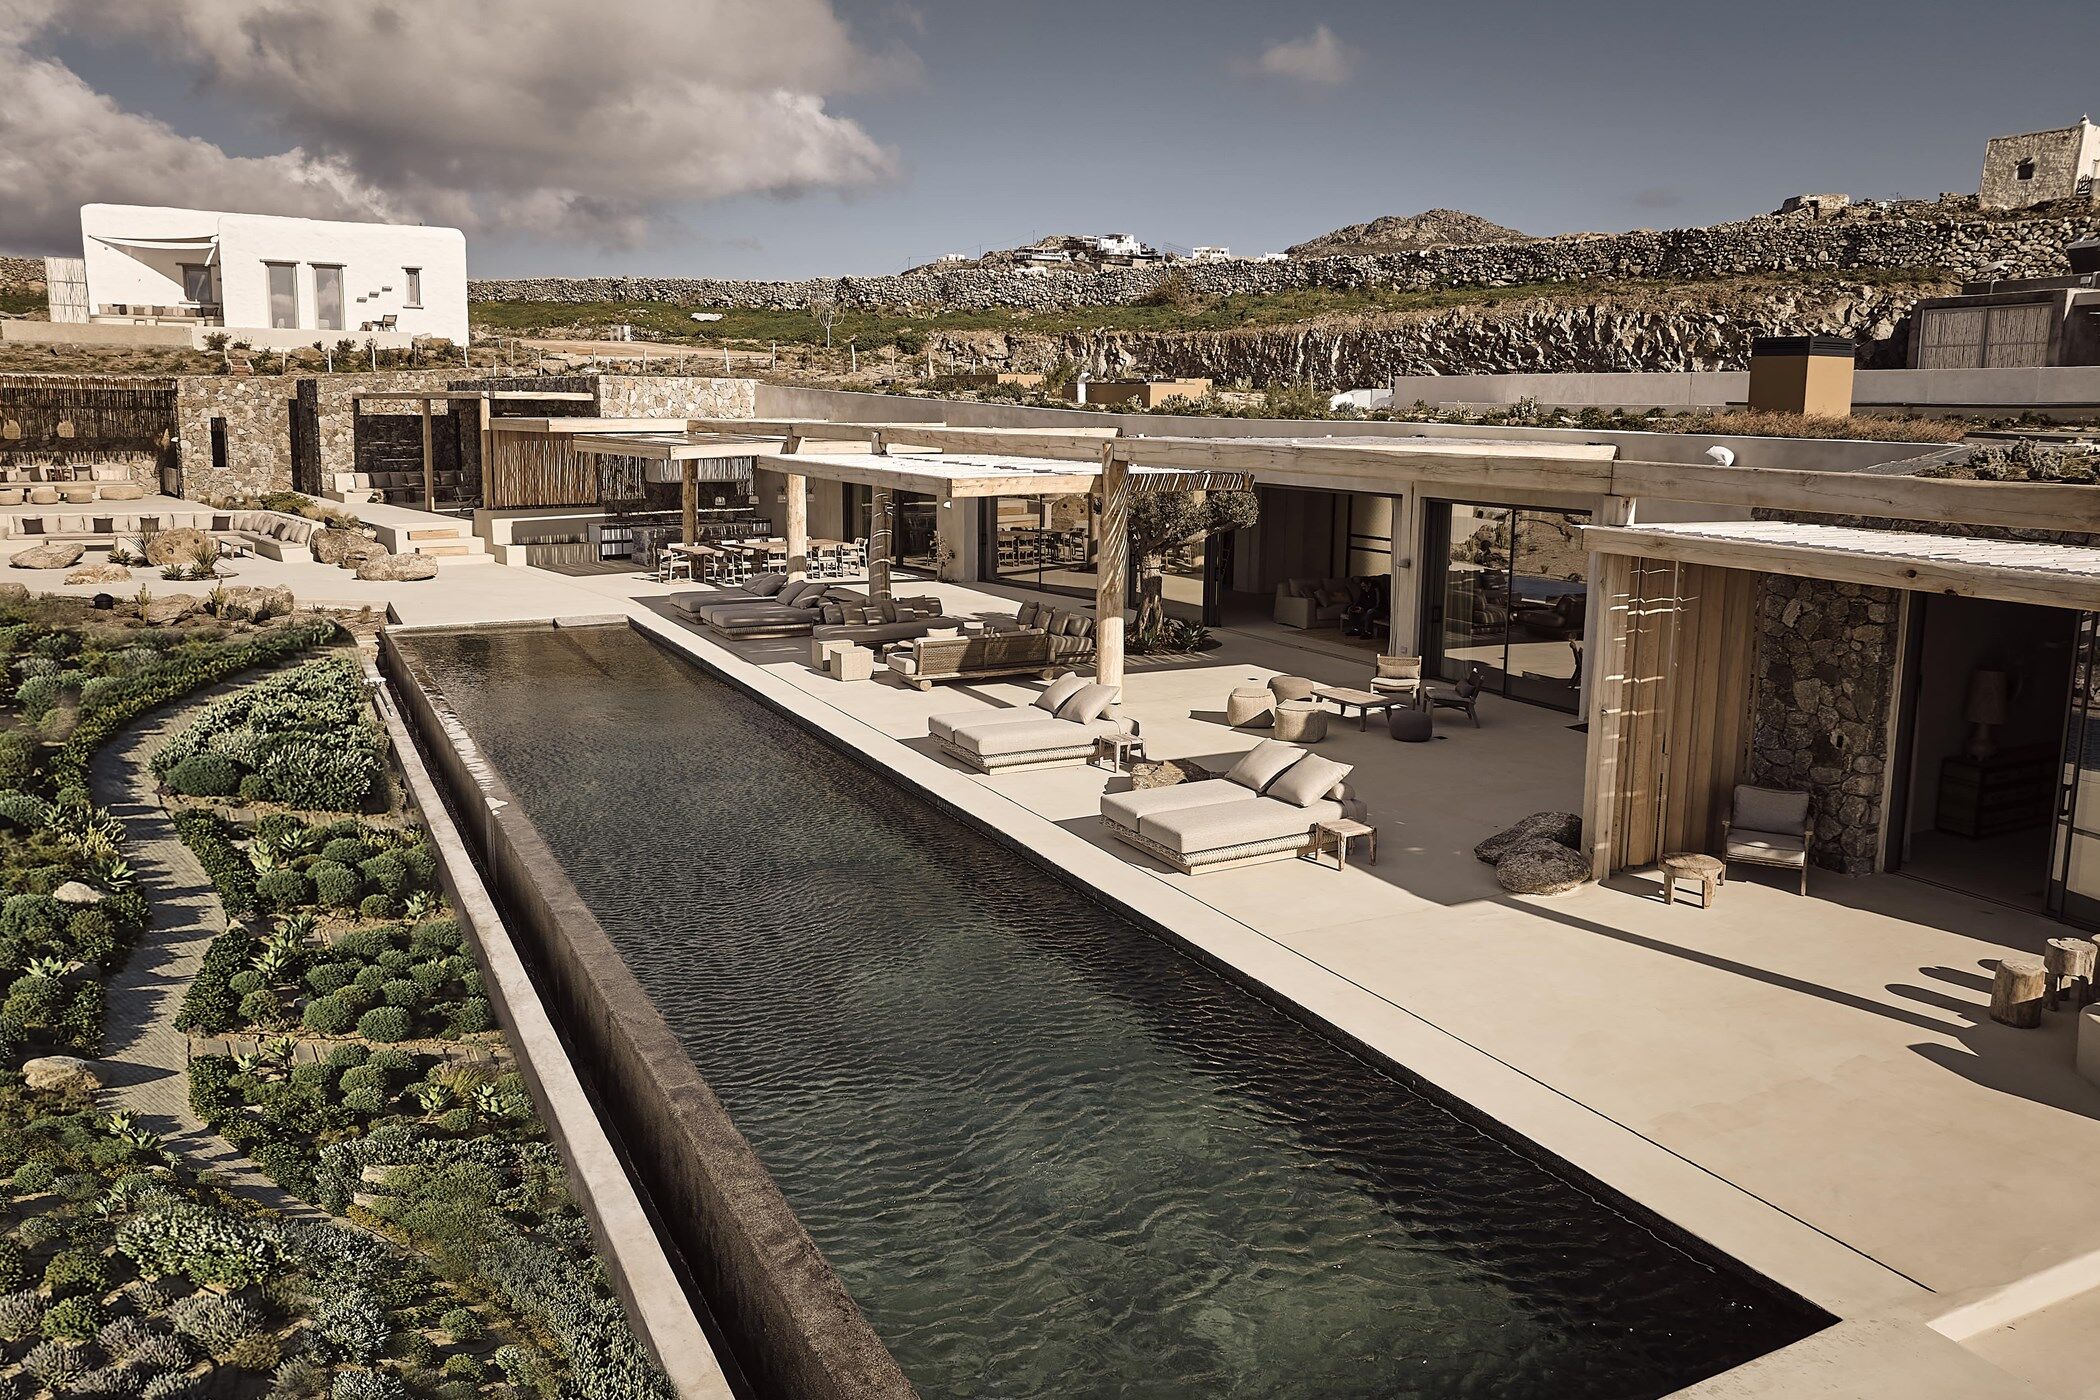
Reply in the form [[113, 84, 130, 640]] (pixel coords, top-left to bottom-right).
[[172, 376, 300, 502], [1979, 120, 2100, 210], [1748, 577, 1902, 875], [594, 375, 755, 419], [0, 256, 43, 297], [471, 205, 2100, 314]]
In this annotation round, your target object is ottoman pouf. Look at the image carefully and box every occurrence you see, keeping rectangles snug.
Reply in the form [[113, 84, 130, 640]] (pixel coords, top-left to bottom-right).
[[1274, 699, 1328, 743], [1226, 686, 1273, 728], [27, 486, 60, 505], [1268, 675, 1317, 703], [1387, 707, 1433, 742]]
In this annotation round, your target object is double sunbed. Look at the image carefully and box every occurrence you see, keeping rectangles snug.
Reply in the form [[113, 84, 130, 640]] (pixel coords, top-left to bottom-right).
[[928, 672, 1131, 773], [1100, 740, 1364, 875]]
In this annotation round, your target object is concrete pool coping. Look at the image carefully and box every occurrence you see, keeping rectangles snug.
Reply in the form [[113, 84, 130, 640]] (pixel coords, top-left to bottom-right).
[[365, 649, 740, 1400]]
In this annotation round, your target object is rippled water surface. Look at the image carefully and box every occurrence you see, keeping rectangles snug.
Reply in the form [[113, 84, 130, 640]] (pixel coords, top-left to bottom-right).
[[405, 625, 1825, 1400]]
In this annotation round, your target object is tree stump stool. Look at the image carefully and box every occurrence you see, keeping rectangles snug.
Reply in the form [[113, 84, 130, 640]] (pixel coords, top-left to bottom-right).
[[1274, 700, 1327, 744], [1990, 955, 2048, 1029], [2045, 937, 2098, 1011], [1660, 852, 1725, 908]]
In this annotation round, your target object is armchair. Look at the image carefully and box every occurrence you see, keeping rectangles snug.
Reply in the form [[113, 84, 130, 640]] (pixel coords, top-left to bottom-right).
[[1369, 654, 1422, 704], [1721, 784, 1813, 894]]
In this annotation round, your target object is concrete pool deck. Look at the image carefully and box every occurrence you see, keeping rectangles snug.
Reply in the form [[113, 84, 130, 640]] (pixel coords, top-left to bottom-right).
[[591, 574, 2100, 1398]]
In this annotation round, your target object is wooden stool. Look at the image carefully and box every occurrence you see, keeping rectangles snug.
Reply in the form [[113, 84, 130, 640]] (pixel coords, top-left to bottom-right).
[[2045, 937, 2098, 1011], [1990, 955, 2048, 1029], [1660, 852, 1724, 908]]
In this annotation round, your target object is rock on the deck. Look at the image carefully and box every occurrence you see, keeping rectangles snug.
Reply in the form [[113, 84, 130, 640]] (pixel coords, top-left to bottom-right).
[[1493, 841, 1592, 895], [214, 585, 294, 622], [9, 542, 85, 570], [314, 528, 386, 567], [356, 554, 439, 581], [145, 526, 212, 567], [1474, 811, 1582, 864], [65, 562, 132, 584], [22, 1056, 101, 1094]]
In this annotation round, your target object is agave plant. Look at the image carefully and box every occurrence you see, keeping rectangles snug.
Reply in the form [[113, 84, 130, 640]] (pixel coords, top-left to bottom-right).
[[250, 944, 296, 984], [471, 1082, 515, 1120], [246, 844, 281, 876], [274, 911, 319, 944], [26, 955, 71, 979], [408, 1080, 452, 1115], [72, 827, 121, 865], [272, 826, 315, 860], [90, 856, 134, 891], [402, 890, 440, 920]]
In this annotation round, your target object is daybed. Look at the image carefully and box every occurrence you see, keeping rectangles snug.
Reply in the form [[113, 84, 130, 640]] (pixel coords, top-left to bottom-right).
[[1101, 739, 1365, 875], [929, 674, 1131, 773]]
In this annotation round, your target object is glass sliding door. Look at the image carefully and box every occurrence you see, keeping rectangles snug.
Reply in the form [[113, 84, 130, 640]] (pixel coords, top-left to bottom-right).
[[987, 493, 1098, 601], [1424, 501, 1590, 714], [2049, 612, 2100, 927]]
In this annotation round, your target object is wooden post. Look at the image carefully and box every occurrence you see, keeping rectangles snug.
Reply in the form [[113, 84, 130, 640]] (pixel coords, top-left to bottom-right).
[[681, 460, 697, 547], [476, 394, 491, 507], [1095, 445, 1128, 689], [419, 395, 434, 513], [784, 472, 808, 581], [868, 487, 893, 603], [1991, 956, 2048, 1029]]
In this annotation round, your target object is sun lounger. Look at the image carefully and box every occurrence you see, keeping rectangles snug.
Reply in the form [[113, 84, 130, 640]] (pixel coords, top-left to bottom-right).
[[931, 677, 1128, 772], [1101, 740, 1364, 874]]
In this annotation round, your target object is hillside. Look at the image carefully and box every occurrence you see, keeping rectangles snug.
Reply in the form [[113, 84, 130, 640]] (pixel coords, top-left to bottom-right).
[[1287, 209, 1530, 256]]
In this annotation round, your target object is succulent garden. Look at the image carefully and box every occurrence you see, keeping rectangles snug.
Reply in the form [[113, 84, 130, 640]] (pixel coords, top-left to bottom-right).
[[0, 594, 669, 1399]]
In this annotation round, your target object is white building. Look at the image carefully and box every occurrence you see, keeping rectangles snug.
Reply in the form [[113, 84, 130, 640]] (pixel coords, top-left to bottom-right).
[[46, 204, 467, 348], [1187, 246, 1232, 263], [1092, 233, 1145, 257]]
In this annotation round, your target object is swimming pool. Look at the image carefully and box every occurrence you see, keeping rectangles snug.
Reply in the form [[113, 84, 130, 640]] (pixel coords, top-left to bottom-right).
[[401, 623, 1826, 1400]]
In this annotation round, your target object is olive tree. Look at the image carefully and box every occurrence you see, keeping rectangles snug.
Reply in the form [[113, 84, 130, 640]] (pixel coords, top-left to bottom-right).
[[1126, 488, 1259, 636]]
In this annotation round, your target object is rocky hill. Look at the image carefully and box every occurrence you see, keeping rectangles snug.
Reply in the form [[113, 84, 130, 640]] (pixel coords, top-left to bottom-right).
[[1287, 209, 1529, 256]]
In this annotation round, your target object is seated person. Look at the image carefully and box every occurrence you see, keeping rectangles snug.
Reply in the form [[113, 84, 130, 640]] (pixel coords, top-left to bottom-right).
[[1340, 577, 1389, 637]]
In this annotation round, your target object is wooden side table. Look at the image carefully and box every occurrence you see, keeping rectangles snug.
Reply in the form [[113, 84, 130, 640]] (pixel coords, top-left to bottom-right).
[[1660, 852, 1724, 908], [1094, 731, 1147, 772], [1316, 818, 1377, 871]]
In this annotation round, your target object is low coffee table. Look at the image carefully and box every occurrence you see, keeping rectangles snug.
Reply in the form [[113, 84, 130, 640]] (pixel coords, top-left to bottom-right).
[[1312, 685, 1412, 731]]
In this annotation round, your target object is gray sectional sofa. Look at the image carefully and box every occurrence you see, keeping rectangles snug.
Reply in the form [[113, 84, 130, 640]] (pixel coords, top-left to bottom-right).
[[1101, 740, 1365, 874], [929, 674, 1131, 773], [888, 630, 1093, 690]]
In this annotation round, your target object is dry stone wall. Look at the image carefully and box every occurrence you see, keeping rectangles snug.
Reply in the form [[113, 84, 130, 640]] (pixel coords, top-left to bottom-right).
[[472, 207, 2100, 314], [172, 376, 299, 501], [594, 374, 756, 419], [0, 256, 43, 295]]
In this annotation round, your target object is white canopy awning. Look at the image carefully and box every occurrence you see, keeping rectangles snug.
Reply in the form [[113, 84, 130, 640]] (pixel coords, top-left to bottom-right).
[[90, 233, 219, 256]]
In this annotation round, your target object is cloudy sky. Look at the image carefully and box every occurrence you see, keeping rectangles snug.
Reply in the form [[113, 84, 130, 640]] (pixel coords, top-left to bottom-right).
[[2, 0, 2097, 279]]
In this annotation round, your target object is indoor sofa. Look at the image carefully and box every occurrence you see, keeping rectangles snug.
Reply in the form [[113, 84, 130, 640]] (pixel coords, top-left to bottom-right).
[[1273, 577, 1355, 630], [1101, 740, 1365, 875]]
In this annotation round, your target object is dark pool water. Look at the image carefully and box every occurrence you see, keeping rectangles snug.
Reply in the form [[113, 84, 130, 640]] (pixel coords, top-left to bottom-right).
[[404, 624, 1825, 1400]]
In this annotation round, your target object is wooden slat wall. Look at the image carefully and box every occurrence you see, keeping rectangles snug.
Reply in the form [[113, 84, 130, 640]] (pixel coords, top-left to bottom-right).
[[1598, 560, 1758, 871], [486, 428, 599, 508], [0, 374, 175, 458]]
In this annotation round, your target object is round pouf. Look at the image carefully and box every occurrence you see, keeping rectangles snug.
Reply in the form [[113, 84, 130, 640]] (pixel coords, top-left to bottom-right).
[[1226, 686, 1273, 728], [1387, 707, 1433, 742], [1274, 699, 1328, 743], [1268, 675, 1317, 703]]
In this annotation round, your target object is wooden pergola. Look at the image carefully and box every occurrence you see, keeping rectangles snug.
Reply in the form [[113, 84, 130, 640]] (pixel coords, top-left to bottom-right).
[[350, 389, 594, 512], [568, 432, 773, 550]]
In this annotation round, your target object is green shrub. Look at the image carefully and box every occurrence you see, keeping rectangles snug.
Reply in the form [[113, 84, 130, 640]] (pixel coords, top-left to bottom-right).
[[314, 1286, 391, 1363], [14, 673, 64, 720], [365, 1047, 413, 1077], [358, 894, 396, 921], [305, 961, 357, 995], [353, 964, 388, 991], [59, 981, 101, 1052], [11, 1159, 55, 1193], [340, 1084, 385, 1116], [238, 773, 271, 801], [321, 836, 371, 866], [0, 790, 52, 830], [334, 927, 396, 961], [227, 970, 264, 997], [174, 926, 258, 1034], [119, 1204, 278, 1291], [310, 860, 361, 910], [39, 1295, 99, 1342], [447, 997, 494, 1036], [237, 988, 283, 1025], [0, 1239, 24, 1292], [64, 908, 116, 965], [1, 893, 66, 941], [290, 1061, 333, 1094], [164, 753, 240, 797], [436, 1108, 475, 1135], [355, 1006, 410, 1043], [171, 811, 257, 915], [301, 995, 357, 1036], [255, 867, 314, 911], [42, 1251, 107, 1300], [324, 1042, 369, 1070], [0, 731, 39, 790], [54, 1171, 100, 1203], [437, 1307, 481, 1342], [188, 1056, 236, 1117]]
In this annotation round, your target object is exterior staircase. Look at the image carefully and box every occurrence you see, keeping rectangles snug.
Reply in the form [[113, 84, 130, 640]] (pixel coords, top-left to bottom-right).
[[349, 501, 494, 566]]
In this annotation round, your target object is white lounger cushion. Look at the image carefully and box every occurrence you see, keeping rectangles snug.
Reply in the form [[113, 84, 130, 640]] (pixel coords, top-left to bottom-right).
[[1035, 673, 1087, 712], [929, 708, 1048, 745], [1137, 795, 1345, 857], [1099, 779, 1250, 831], [952, 716, 1119, 759]]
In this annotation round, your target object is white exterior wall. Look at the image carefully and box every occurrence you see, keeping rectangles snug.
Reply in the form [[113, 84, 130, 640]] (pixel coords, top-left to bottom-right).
[[79, 204, 468, 344]]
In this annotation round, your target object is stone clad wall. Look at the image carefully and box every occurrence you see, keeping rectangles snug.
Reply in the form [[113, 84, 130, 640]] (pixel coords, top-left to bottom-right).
[[593, 374, 755, 419], [1748, 577, 1901, 875], [471, 207, 2100, 313], [172, 376, 299, 501]]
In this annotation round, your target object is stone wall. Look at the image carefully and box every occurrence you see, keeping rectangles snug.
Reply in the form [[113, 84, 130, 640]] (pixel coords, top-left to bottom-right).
[[1980, 124, 2100, 209], [594, 374, 755, 419], [472, 205, 2100, 314], [0, 256, 43, 296], [172, 376, 299, 502], [1747, 577, 1902, 875]]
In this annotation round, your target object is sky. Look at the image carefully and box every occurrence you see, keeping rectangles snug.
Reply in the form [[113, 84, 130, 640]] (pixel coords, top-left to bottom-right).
[[3, 0, 2098, 280]]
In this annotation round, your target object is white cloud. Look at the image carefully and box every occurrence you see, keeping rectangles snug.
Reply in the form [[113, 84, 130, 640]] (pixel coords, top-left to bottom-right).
[[1248, 25, 1356, 87], [0, 0, 905, 252]]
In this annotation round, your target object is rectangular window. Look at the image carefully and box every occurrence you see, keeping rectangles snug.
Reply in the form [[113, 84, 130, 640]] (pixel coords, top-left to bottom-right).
[[403, 267, 422, 307], [265, 262, 298, 328], [180, 264, 211, 305], [314, 264, 344, 331]]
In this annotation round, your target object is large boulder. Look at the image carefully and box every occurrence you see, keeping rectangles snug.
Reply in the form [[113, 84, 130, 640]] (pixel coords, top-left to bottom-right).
[[1474, 811, 1582, 864], [141, 593, 203, 624], [51, 881, 104, 906], [1493, 841, 1592, 896], [9, 541, 85, 570], [65, 562, 132, 584], [313, 528, 385, 567], [145, 526, 212, 568], [355, 554, 439, 582], [22, 1056, 101, 1095], [213, 585, 293, 622], [0, 581, 27, 605]]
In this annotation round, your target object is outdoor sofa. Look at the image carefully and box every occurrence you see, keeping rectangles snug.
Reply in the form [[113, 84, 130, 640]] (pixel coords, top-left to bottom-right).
[[929, 673, 1131, 773], [0, 507, 316, 559], [887, 629, 1092, 690], [1101, 739, 1365, 875]]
